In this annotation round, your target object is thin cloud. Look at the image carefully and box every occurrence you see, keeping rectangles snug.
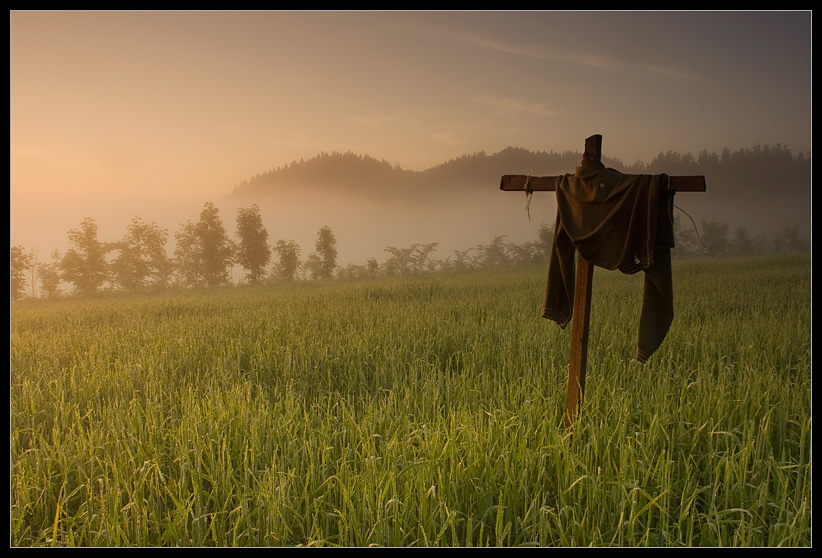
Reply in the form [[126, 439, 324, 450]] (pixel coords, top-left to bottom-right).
[[430, 131, 465, 146], [472, 95, 559, 118], [635, 62, 705, 82], [397, 20, 705, 83], [350, 113, 408, 128], [350, 109, 428, 130]]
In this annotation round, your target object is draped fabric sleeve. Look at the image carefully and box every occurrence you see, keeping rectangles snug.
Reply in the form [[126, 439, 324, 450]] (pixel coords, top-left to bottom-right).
[[542, 165, 675, 362]]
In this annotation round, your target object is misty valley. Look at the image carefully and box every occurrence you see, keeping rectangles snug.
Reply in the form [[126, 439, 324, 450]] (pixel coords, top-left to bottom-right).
[[10, 144, 811, 300]]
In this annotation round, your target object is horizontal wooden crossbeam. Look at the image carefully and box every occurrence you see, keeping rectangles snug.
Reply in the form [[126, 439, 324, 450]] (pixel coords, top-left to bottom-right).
[[499, 174, 707, 192]]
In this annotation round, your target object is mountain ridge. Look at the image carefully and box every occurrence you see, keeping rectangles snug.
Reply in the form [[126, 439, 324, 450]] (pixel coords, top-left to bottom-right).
[[228, 143, 808, 196], [227, 146, 642, 204], [225, 143, 811, 236]]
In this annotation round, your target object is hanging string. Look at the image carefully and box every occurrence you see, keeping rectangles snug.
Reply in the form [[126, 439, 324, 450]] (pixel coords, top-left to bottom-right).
[[524, 171, 533, 221], [674, 204, 707, 248]]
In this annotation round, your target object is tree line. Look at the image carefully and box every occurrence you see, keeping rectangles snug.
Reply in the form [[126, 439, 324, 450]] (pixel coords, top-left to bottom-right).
[[9, 202, 810, 300], [10, 202, 338, 300]]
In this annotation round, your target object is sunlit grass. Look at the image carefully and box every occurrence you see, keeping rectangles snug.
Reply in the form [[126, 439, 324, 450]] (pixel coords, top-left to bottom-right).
[[10, 255, 811, 546]]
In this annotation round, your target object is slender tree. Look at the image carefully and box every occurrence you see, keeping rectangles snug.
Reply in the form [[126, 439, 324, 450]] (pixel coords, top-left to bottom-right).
[[196, 202, 234, 287], [366, 257, 380, 277], [701, 219, 729, 257], [410, 243, 437, 273], [304, 253, 323, 281], [111, 217, 171, 290], [36, 250, 63, 299], [451, 248, 476, 273], [10, 245, 31, 300], [274, 239, 301, 282], [313, 225, 338, 280], [537, 223, 554, 260], [26, 245, 40, 298], [174, 203, 234, 288], [476, 235, 510, 268], [235, 204, 271, 285], [673, 214, 703, 257], [59, 217, 109, 295], [383, 245, 418, 276], [173, 220, 203, 287]]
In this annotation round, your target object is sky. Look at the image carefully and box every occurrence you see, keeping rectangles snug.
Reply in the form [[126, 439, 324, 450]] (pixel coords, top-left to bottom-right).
[[9, 10, 812, 268]]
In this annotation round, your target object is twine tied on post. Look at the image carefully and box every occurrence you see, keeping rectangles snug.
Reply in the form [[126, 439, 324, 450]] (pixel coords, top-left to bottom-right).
[[524, 170, 533, 221]]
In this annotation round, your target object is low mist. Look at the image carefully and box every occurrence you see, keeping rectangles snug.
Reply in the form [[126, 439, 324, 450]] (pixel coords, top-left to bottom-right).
[[10, 145, 811, 280]]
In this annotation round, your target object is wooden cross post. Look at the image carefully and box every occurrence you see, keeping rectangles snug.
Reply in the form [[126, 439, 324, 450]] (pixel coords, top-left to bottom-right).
[[500, 134, 706, 430]]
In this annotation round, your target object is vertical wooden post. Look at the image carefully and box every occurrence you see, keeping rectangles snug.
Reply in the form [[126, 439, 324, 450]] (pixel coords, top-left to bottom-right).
[[564, 252, 593, 429], [564, 134, 600, 430]]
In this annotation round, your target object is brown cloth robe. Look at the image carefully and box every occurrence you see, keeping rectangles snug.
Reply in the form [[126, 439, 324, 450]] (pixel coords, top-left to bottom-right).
[[542, 161, 675, 363]]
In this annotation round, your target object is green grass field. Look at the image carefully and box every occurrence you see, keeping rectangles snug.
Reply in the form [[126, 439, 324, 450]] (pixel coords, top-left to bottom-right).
[[10, 254, 811, 547]]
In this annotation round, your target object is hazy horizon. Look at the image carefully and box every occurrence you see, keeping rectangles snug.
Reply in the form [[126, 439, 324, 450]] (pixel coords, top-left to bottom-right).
[[10, 10, 812, 269]]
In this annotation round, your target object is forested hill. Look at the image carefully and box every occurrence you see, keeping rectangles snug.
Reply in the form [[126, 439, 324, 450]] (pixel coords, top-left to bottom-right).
[[227, 144, 811, 234], [227, 147, 596, 203]]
